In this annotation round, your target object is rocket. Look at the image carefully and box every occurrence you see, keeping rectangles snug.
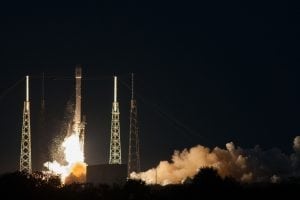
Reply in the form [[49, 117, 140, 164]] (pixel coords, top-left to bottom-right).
[[71, 65, 85, 159], [74, 66, 82, 131]]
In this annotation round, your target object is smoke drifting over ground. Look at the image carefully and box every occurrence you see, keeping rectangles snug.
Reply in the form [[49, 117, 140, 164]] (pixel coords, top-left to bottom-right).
[[131, 136, 300, 185]]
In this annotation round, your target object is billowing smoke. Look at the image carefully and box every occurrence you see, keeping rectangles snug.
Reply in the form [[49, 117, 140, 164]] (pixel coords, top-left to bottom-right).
[[291, 136, 300, 171], [293, 136, 300, 152], [44, 133, 87, 184], [131, 136, 300, 185]]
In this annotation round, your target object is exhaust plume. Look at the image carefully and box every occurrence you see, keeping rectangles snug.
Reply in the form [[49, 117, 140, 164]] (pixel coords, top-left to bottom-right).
[[44, 132, 87, 184], [131, 136, 300, 185]]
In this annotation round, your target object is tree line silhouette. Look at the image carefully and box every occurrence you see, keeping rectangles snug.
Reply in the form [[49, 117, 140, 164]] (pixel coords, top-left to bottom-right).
[[0, 167, 299, 199]]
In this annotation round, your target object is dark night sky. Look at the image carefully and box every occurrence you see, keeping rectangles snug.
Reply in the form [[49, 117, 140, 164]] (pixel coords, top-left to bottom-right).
[[0, 1, 299, 173]]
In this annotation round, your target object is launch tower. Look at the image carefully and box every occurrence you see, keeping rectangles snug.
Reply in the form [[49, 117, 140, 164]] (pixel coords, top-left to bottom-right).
[[20, 76, 32, 173], [109, 76, 122, 164]]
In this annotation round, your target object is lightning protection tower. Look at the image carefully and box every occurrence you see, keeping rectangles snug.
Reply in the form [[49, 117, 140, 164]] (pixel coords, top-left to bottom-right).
[[128, 73, 140, 176], [109, 76, 122, 164], [20, 76, 32, 173]]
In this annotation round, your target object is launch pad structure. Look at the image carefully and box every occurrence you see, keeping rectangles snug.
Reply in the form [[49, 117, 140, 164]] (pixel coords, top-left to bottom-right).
[[19, 66, 139, 185]]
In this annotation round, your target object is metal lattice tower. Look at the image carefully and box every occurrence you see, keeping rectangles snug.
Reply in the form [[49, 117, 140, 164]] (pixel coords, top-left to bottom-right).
[[109, 76, 122, 164], [128, 73, 140, 176], [20, 76, 32, 173]]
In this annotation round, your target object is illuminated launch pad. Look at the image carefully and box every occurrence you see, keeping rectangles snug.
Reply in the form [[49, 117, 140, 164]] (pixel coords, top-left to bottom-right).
[[26, 67, 133, 185]]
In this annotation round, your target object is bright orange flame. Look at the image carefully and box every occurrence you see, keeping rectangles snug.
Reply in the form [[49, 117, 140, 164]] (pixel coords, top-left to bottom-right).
[[71, 162, 86, 178], [64, 162, 87, 184]]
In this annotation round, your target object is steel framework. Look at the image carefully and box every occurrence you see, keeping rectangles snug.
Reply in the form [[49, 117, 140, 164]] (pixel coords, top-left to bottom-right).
[[20, 76, 32, 173], [109, 76, 122, 164], [128, 73, 140, 175]]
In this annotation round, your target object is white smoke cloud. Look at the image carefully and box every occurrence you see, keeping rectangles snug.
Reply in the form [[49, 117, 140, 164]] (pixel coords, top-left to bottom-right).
[[131, 136, 300, 185], [293, 136, 300, 152], [291, 136, 300, 172]]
